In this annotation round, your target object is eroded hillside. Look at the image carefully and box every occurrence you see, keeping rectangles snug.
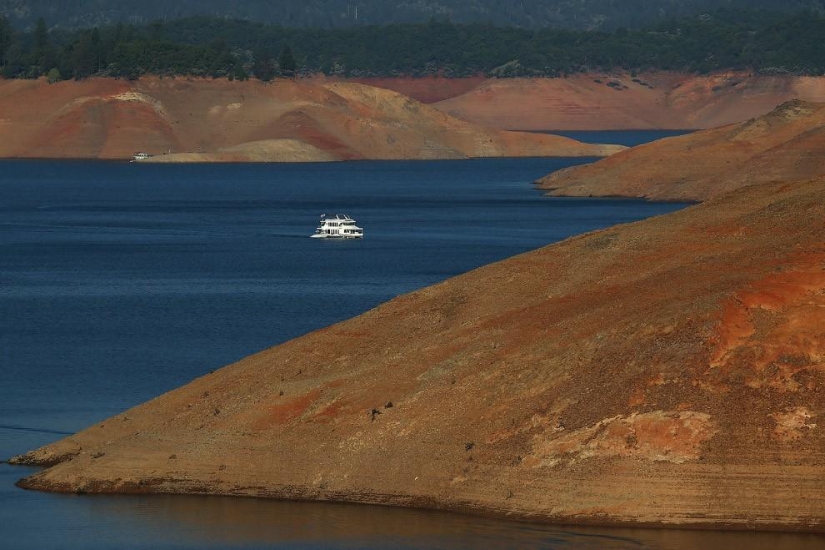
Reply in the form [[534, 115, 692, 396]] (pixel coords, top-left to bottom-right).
[[416, 73, 825, 130], [0, 77, 621, 162], [12, 175, 825, 531]]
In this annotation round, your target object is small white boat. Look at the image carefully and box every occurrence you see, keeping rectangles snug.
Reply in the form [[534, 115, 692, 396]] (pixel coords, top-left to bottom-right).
[[311, 214, 364, 239], [131, 152, 151, 162]]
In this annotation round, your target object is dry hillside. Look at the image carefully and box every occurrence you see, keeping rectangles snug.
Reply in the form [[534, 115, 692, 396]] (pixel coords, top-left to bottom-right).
[[538, 100, 825, 201], [0, 77, 622, 162], [414, 72, 825, 130]]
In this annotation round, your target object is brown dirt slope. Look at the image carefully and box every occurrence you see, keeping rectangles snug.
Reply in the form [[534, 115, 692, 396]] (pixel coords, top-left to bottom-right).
[[538, 100, 825, 201], [0, 77, 622, 162], [147, 139, 338, 163], [12, 176, 825, 532], [432, 72, 825, 131], [349, 75, 488, 103]]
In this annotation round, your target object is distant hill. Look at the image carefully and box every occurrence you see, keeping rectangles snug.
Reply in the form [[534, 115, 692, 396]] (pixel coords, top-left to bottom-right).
[[0, 77, 623, 161], [538, 100, 825, 201], [1, 0, 824, 30]]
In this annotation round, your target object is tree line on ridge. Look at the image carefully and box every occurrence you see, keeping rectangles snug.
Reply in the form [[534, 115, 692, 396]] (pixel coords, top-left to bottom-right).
[[0, 9, 824, 82], [1, 0, 824, 30]]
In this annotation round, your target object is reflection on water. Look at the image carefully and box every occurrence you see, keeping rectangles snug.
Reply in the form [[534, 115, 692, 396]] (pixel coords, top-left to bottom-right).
[[634, 530, 825, 550], [64, 492, 825, 550], [93, 494, 641, 548]]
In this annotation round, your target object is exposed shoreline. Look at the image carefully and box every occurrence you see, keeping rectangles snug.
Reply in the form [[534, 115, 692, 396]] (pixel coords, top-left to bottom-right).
[[11, 471, 821, 534], [0, 77, 623, 163], [4, 70, 825, 163]]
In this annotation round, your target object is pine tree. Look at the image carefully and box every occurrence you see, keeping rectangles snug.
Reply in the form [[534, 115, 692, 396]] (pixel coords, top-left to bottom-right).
[[32, 17, 49, 76], [278, 45, 297, 78], [0, 16, 11, 67], [253, 48, 275, 81], [71, 32, 96, 79]]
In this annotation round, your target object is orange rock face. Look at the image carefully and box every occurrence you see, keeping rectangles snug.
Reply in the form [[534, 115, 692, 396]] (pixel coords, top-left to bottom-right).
[[0, 77, 621, 162], [12, 175, 825, 532], [538, 100, 825, 201]]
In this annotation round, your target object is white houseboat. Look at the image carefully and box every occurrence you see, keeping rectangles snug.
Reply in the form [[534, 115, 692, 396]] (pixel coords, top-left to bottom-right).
[[311, 214, 364, 239], [131, 152, 152, 162]]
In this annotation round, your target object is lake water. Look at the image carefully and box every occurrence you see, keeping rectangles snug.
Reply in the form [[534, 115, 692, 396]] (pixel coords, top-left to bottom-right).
[[1, 147, 822, 549], [550, 130, 692, 147]]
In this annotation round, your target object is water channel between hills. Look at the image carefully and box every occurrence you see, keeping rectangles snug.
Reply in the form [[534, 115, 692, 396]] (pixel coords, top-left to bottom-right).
[[2, 135, 821, 549]]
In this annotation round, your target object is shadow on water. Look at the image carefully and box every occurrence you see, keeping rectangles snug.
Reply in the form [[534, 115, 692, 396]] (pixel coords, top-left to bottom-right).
[[0, 424, 73, 436], [18, 491, 821, 550], [69, 494, 653, 549]]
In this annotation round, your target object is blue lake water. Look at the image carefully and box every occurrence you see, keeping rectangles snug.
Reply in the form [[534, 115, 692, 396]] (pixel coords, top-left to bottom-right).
[[550, 130, 692, 147], [1, 147, 822, 549]]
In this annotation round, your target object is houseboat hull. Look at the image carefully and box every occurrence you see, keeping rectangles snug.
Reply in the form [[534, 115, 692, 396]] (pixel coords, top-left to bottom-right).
[[310, 233, 363, 239]]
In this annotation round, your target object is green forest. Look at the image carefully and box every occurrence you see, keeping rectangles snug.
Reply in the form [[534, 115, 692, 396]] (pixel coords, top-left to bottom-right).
[[2, 0, 824, 30], [1, 9, 824, 81]]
